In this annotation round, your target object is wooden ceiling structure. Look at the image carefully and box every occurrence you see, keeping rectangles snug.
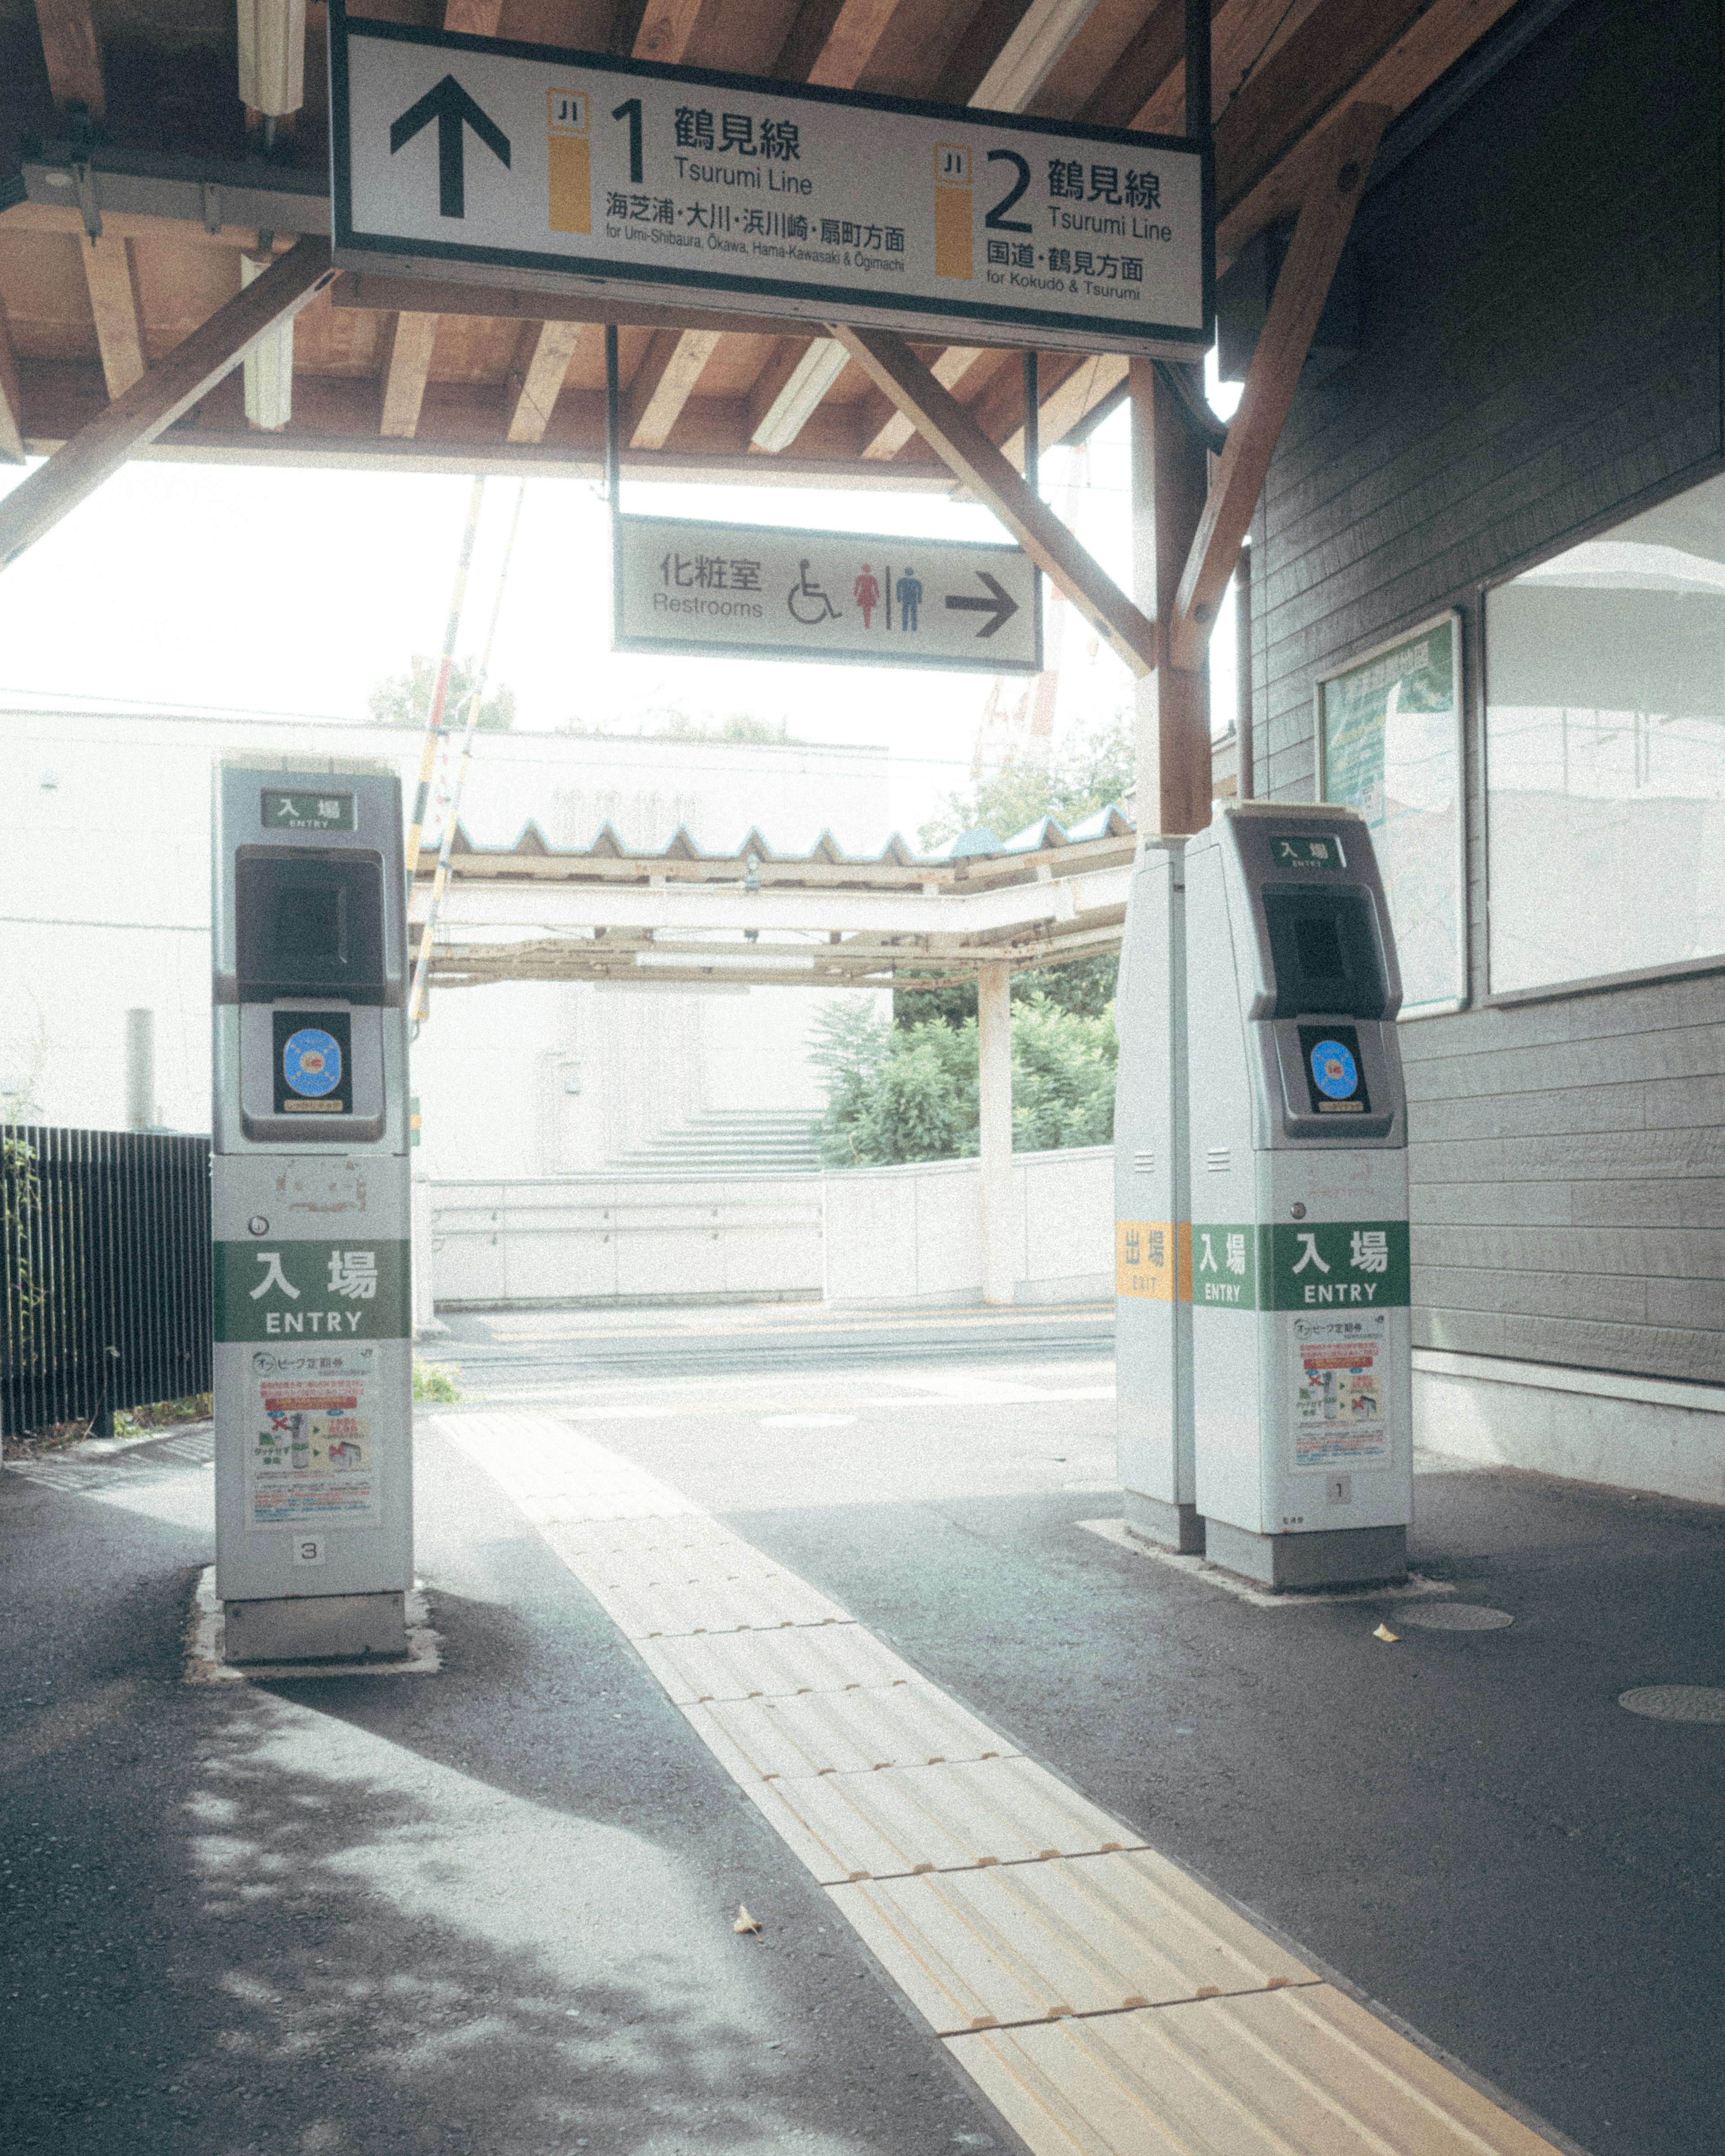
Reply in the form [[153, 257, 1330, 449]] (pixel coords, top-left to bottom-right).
[[0, 0, 1524, 496]]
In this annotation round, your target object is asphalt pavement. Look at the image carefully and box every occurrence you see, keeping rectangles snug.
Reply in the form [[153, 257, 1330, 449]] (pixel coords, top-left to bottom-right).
[[3, 1303, 1722, 2156]]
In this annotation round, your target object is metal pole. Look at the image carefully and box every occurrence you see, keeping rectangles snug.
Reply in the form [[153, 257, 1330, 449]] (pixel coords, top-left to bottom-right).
[[1022, 350, 1039, 495], [410, 481, 529, 1025], [404, 475, 487, 892], [124, 1008, 154, 1130], [1234, 543, 1253, 799], [1185, 0, 1212, 146]]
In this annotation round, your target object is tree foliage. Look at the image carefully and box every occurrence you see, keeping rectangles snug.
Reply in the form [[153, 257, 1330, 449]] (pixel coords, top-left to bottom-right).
[[368, 656, 516, 732], [903, 709, 1133, 1021], [917, 707, 1133, 852], [809, 993, 1115, 1168]]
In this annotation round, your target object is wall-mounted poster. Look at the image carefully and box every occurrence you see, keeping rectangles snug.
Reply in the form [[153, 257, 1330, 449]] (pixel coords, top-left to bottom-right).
[[1316, 611, 1466, 1016]]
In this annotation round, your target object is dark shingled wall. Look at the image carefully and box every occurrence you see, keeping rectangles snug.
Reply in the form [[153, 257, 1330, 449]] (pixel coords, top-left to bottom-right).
[[1246, 0, 1725, 1384]]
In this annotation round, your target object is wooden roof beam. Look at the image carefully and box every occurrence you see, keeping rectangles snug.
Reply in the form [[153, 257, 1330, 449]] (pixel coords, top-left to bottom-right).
[[380, 311, 439, 438], [0, 238, 336, 572], [1070, 0, 1225, 127], [1169, 101, 1388, 673], [830, 322, 1158, 676], [1209, 0, 1522, 256], [33, 0, 104, 121], [80, 234, 147, 401], [627, 326, 723, 449], [505, 318, 583, 442]]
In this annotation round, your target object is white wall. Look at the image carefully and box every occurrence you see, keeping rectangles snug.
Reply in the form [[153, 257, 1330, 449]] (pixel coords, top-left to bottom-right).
[[430, 1175, 826, 1305], [821, 1144, 1114, 1309]]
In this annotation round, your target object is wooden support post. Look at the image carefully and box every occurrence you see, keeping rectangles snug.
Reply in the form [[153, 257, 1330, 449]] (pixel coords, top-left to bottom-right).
[[1234, 542, 1253, 798], [976, 960, 1015, 1308], [0, 238, 335, 572], [1169, 101, 1389, 673], [830, 322, 1159, 677], [1131, 357, 1210, 835]]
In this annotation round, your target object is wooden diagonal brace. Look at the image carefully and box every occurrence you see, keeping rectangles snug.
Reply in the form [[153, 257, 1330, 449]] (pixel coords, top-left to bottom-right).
[[1168, 102, 1389, 675], [828, 322, 1160, 678], [0, 236, 336, 572]]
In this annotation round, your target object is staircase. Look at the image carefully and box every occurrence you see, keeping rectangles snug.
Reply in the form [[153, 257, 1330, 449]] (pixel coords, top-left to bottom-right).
[[606, 1109, 824, 1176]]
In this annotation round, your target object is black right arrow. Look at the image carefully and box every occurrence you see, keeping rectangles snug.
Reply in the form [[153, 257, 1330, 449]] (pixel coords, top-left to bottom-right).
[[390, 74, 512, 220], [945, 570, 1020, 639]]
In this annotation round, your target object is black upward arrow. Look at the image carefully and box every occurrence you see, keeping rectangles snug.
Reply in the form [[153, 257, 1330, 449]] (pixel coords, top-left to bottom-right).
[[945, 570, 1020, 639], [390, 74, 511, 220]]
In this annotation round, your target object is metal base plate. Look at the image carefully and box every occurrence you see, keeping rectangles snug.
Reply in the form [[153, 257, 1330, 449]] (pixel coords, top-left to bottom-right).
[[1202, 1520, 1408, 1593], [223, 1589, 409, 1665], [1123, 1489, 1206, 1556]]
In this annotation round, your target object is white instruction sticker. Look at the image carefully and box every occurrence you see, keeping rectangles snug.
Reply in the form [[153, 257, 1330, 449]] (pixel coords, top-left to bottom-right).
[[1291, 1312, 1389, 1471], [246, 1346, 381, 1530]]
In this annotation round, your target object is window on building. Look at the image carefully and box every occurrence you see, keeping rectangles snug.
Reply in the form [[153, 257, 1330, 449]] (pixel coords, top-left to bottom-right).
[[1485, 471, 1725, 995]]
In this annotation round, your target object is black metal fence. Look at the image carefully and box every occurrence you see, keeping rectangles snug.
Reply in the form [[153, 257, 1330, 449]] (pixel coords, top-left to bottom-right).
[[2, 1125, 212, 1440]]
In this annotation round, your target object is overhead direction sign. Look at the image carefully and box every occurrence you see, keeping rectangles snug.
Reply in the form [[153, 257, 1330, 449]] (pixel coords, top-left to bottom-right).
[[329, 5, 1211, 356], [613, 513, 1042, 672]]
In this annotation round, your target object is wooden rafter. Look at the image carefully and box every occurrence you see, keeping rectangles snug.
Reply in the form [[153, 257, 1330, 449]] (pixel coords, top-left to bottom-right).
[[1169, 101, 1389, 673], [831, 323, 1159, 676], [33, 0, 104, 118], [80, 234, 147, 401], [443, 0, 506, 31], [380, 311, 440, 438], [505, 319, 583, 442], [628, 326, 723, 449], [0, 239, 336, 572]]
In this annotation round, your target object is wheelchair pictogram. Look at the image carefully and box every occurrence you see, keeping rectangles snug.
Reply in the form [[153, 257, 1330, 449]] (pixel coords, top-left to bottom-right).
[[786, 558, 843, 625]]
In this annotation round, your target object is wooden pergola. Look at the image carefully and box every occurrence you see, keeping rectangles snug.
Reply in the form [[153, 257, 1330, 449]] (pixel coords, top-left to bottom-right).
[[0, 0, 1518, 1303]]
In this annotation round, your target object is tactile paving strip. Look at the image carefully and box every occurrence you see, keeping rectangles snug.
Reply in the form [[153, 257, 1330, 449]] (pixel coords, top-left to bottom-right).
[[571, 1558, 853, 1638], [437, 1413, 1567, 2156], [686, 1680, 1011, 1781], [744, 1753, 1146, 1883], [635, 1624, 922, 1703], [830, 1851, 1315, 2034], [949, 1983, 1564, 2155]]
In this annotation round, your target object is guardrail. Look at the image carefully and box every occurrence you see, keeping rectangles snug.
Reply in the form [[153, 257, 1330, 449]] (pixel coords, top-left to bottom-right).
[[1, 1124, 212, 1440]]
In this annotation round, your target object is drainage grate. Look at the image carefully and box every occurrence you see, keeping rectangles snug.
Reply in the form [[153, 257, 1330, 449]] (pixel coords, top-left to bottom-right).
[[1618, 1686, 1725, 1723], [1397, 1604, 1513, 1631]]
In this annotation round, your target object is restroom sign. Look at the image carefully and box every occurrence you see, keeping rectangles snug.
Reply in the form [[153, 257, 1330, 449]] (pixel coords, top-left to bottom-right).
[[330, 2, 1211, 355]]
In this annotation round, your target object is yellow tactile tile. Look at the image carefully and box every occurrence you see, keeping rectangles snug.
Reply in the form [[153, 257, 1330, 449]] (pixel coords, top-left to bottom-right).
[[438, 1413, 698, 1522], [572, 1560, 853, 1637], [685, 1681, 1012, 1782], [746, 1753, 1148, 1883], [544, 1513, 751, 1564], [946, 1984, 1563, 2155], [828, 1851, 1315, 2036], [634, 1623, 923, 1704]]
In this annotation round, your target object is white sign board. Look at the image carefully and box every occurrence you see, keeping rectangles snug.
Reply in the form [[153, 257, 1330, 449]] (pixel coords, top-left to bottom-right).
[[613, 513, 1041, 672], [330, 5, 1211, 357]]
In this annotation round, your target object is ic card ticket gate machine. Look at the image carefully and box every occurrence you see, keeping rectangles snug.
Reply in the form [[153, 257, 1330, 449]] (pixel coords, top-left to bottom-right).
[[211, 766, 414, 1663], [1184, 803, 1411, 1589]]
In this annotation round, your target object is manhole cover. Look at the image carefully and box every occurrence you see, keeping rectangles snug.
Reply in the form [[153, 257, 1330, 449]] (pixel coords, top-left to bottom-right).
[[1618, 1686, 1725, 1723], [1397, 1604, 1514, 1631]]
